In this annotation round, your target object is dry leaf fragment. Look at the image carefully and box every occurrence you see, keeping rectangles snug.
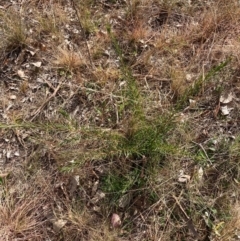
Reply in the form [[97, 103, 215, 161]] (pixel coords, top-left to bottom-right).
[[198, 167, 203, 181], [189, 99, 196, 108], [32, 61, 42, 67], [178, 175, 191, 183], [119, 81, 126, 87], [111, 213, 121, 228], [91, 180, 99, 196], [52, 219, 67, 232], [9, 95, 17, 100], [220, 93, 233, 104], [91, 190, 105, 204], [6, 151, 11, 159], [234, 178, 240, 184], [17, 69, 26, 79], [178, 171, 191, 183], [29, 50, 36, 56], [0, 173, 9, 178], [119, 193, 132, 209], [220, 106, 233, 115]]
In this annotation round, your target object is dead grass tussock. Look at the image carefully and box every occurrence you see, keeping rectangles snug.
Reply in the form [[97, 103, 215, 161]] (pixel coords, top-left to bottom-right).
[[53, 47, 85, 73], [53, 4, 70, 24], [0, 199, 44, 240], [128, 21, 151, 44], [75, 0, 97, 36], [0, 7, 27, 52], [219, 202, 240, 241], [93, 67, 121, 84], [35, 3, 69, 37], [0, 171, 54, 240], [36, 13, 60, 36], [59, 207, 120, 241], [169, 67, 188, 97], [187, 1, 240, 44]]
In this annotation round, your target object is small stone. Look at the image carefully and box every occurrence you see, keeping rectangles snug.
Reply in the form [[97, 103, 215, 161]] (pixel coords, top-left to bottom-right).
[[111, 213, 121, 228]]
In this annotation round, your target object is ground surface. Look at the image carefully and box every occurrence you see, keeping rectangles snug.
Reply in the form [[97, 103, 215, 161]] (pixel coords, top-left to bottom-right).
[[0, 0, 240, 240]]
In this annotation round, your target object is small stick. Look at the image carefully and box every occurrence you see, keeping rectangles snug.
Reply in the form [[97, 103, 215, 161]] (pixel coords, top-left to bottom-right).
[[43, 79, 55, 92], [30, 79, 64, 121], [173, 194, 199, 239], [173, 194, 189, 219]]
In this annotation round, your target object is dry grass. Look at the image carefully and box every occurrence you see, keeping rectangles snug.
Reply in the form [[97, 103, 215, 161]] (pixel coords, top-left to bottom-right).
[[0, 171, 53, 240], [0, 7, 27, 52], [53, 47, 85, 73], [219, 202, 240, 241], [0, 199, 44, 240], [1, 0, 240, 240]]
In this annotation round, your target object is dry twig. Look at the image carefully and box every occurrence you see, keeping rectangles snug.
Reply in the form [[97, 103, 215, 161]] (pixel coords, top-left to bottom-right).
[[30, 78, 64, 121], [173, 193, 199, 239]]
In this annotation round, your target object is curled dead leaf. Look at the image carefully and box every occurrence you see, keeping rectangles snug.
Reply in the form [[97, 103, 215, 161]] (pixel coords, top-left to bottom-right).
[[178, 170, 191, 183], [178, 174, 191, 183]]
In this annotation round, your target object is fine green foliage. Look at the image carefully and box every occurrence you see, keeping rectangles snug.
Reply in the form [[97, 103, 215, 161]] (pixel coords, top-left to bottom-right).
[[176, 58, 231, 109]]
